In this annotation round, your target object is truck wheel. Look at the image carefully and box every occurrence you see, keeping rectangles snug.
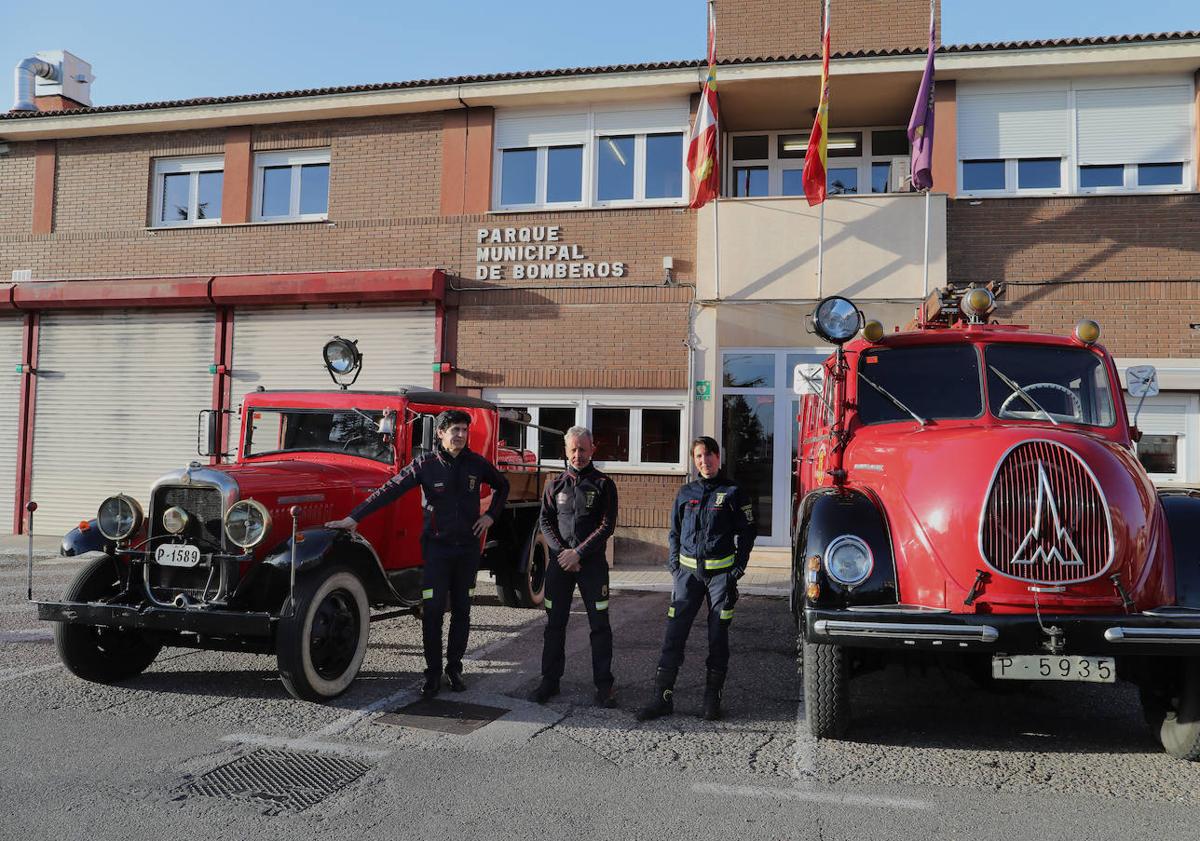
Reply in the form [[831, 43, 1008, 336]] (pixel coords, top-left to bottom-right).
[[1142, 660, 1200, 761], [276, 566, 370, 702], [803, 640, 849, 739], [54, 555, 162, 683], [498, 528, 548, 609]]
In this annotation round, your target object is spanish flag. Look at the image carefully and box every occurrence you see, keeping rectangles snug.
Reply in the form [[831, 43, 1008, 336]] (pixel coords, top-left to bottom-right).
[[802, 0, 831, 207], [687, 1, 720, 209]]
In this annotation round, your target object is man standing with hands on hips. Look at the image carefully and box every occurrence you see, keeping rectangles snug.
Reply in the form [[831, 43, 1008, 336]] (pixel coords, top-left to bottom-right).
[[638, 436, 755, 722], [530, 426, 619, 707], [326, 409, 508, 700]]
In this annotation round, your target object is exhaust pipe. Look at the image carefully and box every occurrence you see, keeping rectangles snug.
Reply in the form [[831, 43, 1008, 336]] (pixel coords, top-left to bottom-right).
[[12, 57, 57, 112]]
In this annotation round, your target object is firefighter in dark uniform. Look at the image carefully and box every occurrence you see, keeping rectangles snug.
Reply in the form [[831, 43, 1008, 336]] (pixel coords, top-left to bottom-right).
[[326, 409, 509, 699], [530, 426, 619, 707], [637, 436, 755, 721]]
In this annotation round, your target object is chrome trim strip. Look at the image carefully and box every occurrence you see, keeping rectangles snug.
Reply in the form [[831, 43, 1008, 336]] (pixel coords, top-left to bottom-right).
[[1143, 606, 1200, 618], [814, 619, 999, 643], [976, 438, 1115, 586], [844, 604, 951, 614], [1104, 627, 1200, 644]]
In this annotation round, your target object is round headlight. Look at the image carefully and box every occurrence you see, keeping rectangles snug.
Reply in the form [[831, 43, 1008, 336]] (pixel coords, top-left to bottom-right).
[[824, 535, 873, 587], [861, 319, 885, 343], [224, 500, 271, 549], [811, 296, 863, 345], [97, 495, 143, 542], [1074, 319, 1101, 345], [960, 287, 996, 320], [322, 337, 361, 376], [162, 506, 189, 535]]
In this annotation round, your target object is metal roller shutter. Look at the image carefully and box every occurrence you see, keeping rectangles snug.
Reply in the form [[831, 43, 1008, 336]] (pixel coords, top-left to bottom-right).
[[227, 304, 435, 454], [0, 317, 23, 529], [30, 310, 216, 535]]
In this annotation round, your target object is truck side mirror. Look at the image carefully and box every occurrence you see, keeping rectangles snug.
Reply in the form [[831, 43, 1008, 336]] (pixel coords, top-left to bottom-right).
[[1125, 365, 1159, 430], [197, 410, 220, 457], [794, 363, 824, 395], [377, 410, 396, 439], [421, 416, 436, 453]]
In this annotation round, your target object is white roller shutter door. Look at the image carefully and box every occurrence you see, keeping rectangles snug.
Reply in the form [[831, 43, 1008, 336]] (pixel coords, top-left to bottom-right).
[[31, 310, 216, 535], [228, 304, 435, 453], [0, 317, 23, 529]]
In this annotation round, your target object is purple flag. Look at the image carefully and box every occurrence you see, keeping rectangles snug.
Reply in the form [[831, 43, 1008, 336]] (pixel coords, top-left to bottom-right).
[[907, 9, 936, 191]]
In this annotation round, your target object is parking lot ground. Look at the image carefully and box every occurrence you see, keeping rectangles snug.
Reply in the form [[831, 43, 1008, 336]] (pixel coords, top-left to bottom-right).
[[3, 545, 1200, 840]]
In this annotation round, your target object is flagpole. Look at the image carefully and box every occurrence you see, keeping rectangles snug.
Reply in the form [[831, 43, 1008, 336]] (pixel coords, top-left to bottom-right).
[[817, 203, 824, 298], [714, 189, 721, 300], [711, 0, 721, 301], [922, 188, 930, 296]]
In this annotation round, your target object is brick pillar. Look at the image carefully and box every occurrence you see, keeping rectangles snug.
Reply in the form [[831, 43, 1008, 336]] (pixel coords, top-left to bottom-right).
[[31, 141, 55, 234], [931, 80, 956, 199], [221, 126, 253, 224]]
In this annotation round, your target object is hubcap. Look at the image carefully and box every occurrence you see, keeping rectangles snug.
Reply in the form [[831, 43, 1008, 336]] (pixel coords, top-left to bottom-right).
[[309, 589, 360, 680]]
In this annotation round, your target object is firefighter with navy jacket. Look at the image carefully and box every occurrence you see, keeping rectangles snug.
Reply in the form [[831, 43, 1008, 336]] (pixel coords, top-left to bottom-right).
[[326, 409, 509, 699], [637, 436, 756, 722], [530, 426, 619, 707]]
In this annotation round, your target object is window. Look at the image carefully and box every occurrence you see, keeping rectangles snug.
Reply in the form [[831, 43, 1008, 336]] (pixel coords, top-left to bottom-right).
[[961, 158, 1064, 193], [1137, 435, 1179, 475], [253, 149, 330, 222], [493, 103, 688, 210], [857, 345, 983, 425], [486, 390, 687, 471], [151, 156, 223, 227], [245, 408, 392, 464], [728, 127, 910, 198], [985, 345, 1116, 428]]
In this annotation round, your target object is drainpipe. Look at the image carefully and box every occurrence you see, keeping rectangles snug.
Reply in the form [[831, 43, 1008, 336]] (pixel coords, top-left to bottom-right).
[[12, 57, 57, 111]]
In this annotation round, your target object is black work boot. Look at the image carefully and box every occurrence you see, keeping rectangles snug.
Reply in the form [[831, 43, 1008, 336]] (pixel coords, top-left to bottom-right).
[[636, 668, 676, 721], [594, 683, 617, 709], [444, 667, 467, 692], [529, 678, 560, 704], [702, 670, 726, 721], [421, 672, 441, 700]]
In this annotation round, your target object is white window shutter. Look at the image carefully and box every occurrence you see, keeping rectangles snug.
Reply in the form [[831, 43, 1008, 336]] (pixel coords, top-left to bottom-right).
[[958, 90, 1070, 159], [494, 112, 588, 149], [1076, 85, 1193, 165]]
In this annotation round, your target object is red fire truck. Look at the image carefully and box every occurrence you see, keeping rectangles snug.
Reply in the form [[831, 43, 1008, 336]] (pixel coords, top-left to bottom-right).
[[32, 339, 550, 702], [793, 288, 1200, 760]]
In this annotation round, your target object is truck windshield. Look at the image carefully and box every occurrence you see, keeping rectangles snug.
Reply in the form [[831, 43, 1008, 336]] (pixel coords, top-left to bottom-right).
[[985, 345, 1116, 427], [244, 408, 394, 463], [856, 344, 982, 425]]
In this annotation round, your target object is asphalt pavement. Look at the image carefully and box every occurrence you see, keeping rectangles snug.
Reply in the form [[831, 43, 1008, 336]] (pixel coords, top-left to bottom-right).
[[2, 543, 1199, 840]]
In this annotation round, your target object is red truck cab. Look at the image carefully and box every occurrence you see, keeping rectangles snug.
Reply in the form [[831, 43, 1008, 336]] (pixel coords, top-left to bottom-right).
[[793, 287, 1200, 760]]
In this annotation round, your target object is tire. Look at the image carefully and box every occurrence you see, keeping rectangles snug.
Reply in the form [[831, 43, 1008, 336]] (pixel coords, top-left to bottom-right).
[[276, 566, 370, 702], [54, 555, 162, 683], [803, 640, 850, 739], [498, 527, 548, 609], [1143, 660, 1200, 761]]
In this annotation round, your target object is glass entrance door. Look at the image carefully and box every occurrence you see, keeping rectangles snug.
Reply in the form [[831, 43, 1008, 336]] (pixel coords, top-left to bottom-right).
[[720, 348, 831, 546]]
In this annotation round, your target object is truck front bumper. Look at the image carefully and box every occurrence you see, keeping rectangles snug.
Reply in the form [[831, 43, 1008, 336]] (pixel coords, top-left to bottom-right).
[[37, 600, 275, 638], [806, 607, 1200, 656]]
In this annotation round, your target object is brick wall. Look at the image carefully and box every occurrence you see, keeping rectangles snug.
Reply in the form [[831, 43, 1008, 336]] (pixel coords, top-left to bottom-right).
[[947, 195, 1200, 358], [715, 0, 937, 61], [0, 144, 36, 237]]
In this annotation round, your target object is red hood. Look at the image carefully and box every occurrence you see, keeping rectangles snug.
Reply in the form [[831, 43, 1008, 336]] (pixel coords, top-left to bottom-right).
[[217, 458, 390, 502], [844, 424, 1170, 613]]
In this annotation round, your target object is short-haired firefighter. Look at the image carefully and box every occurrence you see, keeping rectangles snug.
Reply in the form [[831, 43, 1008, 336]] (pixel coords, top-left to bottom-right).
[[326, 409, 508, 699], [530, 426, 619, 707], [637, 436, 756, 721]]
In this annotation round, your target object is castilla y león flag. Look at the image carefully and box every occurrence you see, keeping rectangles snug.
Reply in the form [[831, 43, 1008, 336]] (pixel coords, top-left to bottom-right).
[[687, 2, 720, 209], [907, 1, 937, 191], [802, 1, 831, 207]]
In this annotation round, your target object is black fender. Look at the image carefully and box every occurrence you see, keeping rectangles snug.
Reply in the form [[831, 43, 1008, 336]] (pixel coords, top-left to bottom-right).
[[794, 488, 898, 612], [1161, 493, 1200, 608], [259, 528, 402, 609], [482, 505, 540, 580], [61, 520, 114, 557]]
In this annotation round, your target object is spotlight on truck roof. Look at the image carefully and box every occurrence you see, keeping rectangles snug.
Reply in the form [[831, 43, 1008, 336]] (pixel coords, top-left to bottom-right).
[[959, 287, 995, 322], [861, 320, 885, 343], [1074, 319, 1101, 345], [811, 296, 863, 345], [322, 337, 362, 389]]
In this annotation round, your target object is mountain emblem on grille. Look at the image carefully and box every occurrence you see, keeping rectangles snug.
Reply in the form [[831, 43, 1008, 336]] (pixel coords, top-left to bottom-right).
[[1011, 461, 1085, 568]]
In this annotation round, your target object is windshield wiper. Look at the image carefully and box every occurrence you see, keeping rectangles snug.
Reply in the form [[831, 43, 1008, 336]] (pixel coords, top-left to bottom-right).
[[987, 364, 1058, 426], [858, 371, 927, 428]]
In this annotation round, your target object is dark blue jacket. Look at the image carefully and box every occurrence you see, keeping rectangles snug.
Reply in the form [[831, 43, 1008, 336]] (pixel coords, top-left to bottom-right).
[[668, 474, 755, 576], [539, 463, 618, 562], [350, 445, 509, 545]]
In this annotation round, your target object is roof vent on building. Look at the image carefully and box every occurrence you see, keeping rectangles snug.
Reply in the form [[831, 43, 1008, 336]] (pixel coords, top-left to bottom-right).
[[11, 50, 93, 112]]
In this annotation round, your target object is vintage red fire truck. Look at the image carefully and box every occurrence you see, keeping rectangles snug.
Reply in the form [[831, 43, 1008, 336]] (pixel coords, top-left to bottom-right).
[[793, 287, 1200, 760], [32, 339, 550, 702]]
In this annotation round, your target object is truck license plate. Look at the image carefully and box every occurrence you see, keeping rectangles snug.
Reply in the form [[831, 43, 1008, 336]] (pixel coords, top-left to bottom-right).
[[155, 544, 201, 568], [992, 655, 1115, 683]]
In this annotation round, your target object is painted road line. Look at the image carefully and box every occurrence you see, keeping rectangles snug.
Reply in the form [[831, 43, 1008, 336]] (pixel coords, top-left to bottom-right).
[[692, 782, 931, 811], [0, 662, 63, 684]]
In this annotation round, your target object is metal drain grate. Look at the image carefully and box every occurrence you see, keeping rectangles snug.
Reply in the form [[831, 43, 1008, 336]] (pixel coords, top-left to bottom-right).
[[174, 748, 371, 815], [376, 697, 510, 735]]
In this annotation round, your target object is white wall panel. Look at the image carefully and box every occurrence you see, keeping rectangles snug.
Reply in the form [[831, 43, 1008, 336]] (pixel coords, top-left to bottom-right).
[[227, 304, 435, 454], [0, 317, 23, 530], [31, 310, 215, 535]]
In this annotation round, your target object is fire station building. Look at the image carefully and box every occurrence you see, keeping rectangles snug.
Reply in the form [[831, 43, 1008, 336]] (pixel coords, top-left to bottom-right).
[[2, 1, 1199, 565]]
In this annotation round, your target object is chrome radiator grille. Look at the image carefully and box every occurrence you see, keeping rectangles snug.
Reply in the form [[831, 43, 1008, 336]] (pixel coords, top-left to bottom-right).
[[979, 440, 1113, 584], [151, 485, 224, 549]]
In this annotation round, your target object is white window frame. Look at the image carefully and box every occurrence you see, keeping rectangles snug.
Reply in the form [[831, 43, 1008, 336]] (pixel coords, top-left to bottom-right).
[[483, 389, 688, 473], [492, 104, 689, 212], [151, 155, 223, 228], [727, 127, 910, 198], [252, 148, 331, 223], [958, 157, 1069, 197]]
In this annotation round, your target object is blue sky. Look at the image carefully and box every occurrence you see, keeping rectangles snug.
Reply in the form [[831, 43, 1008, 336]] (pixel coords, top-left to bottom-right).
[[1, 0, 1196, 106]]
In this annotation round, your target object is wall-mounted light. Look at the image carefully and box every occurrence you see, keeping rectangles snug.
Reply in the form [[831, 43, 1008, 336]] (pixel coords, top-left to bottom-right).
[[662, 255, 674, 284]]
